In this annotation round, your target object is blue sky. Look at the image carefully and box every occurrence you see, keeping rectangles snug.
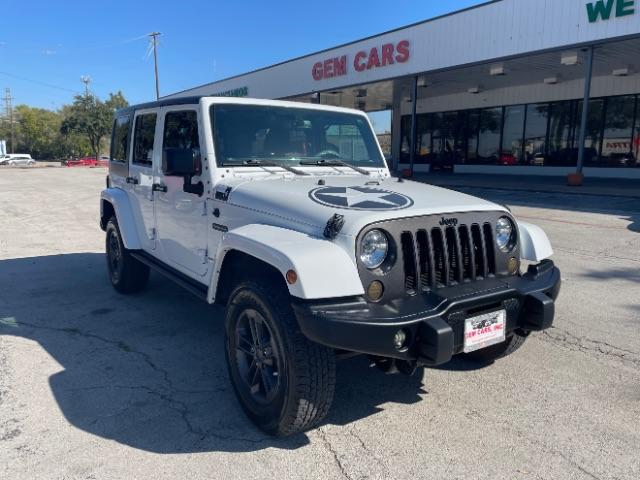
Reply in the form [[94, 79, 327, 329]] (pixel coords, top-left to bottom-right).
[[0, 0, 481, 112]]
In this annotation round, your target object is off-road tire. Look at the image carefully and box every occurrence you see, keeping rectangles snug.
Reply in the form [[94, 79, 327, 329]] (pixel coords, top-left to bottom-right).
[[225, 280, 336, 436], [463, 329, 530, 363], [105, 216, 149, 294]]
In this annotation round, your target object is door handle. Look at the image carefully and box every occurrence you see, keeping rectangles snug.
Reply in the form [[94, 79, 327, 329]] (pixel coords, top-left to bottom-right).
[[126, 176, 139, 185], [152, 183, 168, 193]]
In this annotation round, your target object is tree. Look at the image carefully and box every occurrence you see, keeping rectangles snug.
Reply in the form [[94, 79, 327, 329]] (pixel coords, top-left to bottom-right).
[[60, 94, 113, 159], [105, 91, 129, 111], [13, 106, 61, 159]]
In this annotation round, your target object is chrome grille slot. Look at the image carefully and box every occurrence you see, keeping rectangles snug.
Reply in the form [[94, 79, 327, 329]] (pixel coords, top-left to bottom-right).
[[482, 223, 496, 276], [431, 228, 447, 288], [415, 229, 432, 291], [459, 225, 474, 281], [400, 232, 418, 295], [445, 227, 460, 285], [471, 224, 486, 278]]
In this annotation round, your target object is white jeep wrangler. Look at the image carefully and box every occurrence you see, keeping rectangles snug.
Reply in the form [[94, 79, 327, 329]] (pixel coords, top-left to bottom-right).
[[100, 96, 560, 436]]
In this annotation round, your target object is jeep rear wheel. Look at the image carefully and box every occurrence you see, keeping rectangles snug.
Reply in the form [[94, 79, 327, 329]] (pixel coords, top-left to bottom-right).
[[105, 217, 149, 294], [225, 280, 336, 436], [463, 329, 530, 363]]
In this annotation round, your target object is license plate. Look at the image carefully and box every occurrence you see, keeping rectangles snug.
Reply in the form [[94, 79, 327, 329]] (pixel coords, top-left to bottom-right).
[[463, 310, 506, 353]]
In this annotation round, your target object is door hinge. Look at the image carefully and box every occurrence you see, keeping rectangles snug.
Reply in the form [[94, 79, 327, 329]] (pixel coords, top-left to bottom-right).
[[149, 228, 157, 240], [198, 248, 208, 264]]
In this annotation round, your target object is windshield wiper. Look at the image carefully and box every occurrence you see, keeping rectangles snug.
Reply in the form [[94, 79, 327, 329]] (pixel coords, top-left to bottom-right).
[[225, 159, 308, 176], [299, 159, 370, 176]]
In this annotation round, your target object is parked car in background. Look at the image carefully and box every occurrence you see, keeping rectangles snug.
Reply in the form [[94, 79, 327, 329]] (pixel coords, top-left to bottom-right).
[[529, 153, 546, 166], [603, 152, 636, 168], [1, 154, 36, 166], [499, 152, 519, 166], [65, 156, 109, 167]]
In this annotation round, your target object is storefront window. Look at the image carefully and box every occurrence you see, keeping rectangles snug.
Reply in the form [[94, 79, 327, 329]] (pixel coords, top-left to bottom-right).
[[634, 97, 640, 166], [547, 101, 576, 166], [576, 98, 604, 166], [415, 114, 432, 164], [601, 95, 636, 168], [398, 94, 638, 169], [466, 110, 480, 163], [500, 105, 525, 165], [524, 103, 549, 166], [431, 111, 467, 167], [475, 107, 502, 164]]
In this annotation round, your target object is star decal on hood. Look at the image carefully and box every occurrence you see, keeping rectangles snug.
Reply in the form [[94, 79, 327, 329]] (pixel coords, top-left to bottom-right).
[[309, 186, 413, 210]]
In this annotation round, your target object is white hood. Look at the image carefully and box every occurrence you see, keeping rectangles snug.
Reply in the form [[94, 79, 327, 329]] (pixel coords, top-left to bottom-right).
[[219, 173, 505, 237]]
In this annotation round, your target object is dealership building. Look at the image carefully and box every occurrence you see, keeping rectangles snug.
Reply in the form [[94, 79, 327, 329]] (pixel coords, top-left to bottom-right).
[[167, 0, 640, 178]]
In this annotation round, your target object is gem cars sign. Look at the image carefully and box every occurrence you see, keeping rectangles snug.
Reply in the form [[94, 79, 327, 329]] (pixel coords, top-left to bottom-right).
[[312, 40, 410, 81]]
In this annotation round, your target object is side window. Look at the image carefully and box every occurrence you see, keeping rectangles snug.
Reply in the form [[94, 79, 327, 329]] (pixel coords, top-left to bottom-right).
[[163, 110, 200, 152], [132, 113, 157, 165], [110, 116, 131, 163]]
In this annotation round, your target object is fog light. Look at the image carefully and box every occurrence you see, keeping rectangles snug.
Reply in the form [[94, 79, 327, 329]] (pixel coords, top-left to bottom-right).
[[508, 257, 519, 275], [393, 329, 408, 351], [286, 269, 298, 285], [367, 281, 384, 301]]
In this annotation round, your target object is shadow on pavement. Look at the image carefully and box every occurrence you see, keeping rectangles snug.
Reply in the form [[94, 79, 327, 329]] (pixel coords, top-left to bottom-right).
[[0, 253, 426, 454], [438, 184, 640, 223], [628, 214, 640, 233], [578, 265, 640, 284]]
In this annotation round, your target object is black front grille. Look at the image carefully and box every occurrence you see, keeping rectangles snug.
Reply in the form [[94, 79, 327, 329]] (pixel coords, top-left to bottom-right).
[[400, 222, 496, 293]]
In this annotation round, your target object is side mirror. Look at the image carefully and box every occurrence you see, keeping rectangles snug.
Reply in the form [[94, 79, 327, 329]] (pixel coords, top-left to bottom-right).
[[162, 147, 204, 196], [163, 148, 200, 176]]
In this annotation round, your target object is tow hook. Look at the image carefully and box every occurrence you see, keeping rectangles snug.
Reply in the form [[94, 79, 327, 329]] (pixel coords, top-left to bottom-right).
[[370, 356, 418, 376]]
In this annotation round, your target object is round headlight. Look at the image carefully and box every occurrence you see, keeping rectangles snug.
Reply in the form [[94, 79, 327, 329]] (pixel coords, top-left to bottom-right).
[[360, 230, 388, 269], [496, 216, 516, 252]]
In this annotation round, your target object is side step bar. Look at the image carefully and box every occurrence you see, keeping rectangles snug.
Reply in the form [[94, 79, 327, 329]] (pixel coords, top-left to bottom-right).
[[130, 251, 208, 301]]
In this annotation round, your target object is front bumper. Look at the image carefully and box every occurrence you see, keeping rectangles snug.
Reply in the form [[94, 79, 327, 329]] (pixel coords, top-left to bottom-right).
[[292, 260, 560, 366]]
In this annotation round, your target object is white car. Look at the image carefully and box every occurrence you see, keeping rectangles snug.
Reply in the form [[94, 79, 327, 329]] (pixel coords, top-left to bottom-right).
[[100, 97, 560, 436], [2, 154, 36, 166]]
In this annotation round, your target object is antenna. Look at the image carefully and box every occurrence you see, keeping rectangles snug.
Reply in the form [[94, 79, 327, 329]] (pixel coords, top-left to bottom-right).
[[4, 88, 15, 153], [80, 75, 92, 96]]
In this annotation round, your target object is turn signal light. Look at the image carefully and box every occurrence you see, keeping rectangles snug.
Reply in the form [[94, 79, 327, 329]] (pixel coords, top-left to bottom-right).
[[367, 281, 384, 301], [286, 270, 298, 285], [508, 257, 519, 275]]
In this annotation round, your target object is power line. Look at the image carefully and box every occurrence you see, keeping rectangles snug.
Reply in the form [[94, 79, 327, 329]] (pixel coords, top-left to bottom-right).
[[0, 71, 78, 94]]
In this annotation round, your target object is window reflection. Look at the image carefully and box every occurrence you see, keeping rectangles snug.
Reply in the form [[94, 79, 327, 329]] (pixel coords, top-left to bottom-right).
[[476, 108, 502, 164], [524, 104, 548, 166], [501, 105, 525, 165], [601, 96, 636, 168], [399, 94, 639, 168], [547, 101, 576, 166], [576, 99, 604, 167]]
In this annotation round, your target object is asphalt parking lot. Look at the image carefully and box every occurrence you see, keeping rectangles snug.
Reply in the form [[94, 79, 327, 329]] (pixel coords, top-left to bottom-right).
[[1, 168, 639, 480]]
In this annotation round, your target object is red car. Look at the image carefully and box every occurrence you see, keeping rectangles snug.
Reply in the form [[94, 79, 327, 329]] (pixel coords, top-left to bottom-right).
[[65, 156, 109, 167], [499, 152, 519, 165]]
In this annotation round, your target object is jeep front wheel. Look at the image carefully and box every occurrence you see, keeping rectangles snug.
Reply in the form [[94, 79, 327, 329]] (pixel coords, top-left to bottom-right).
[[105, 217, 149, 294], [225, 281, 336, 436]]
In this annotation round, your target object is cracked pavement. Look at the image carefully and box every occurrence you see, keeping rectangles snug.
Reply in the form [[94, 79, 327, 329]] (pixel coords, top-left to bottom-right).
[[1, 168, 639, 479]]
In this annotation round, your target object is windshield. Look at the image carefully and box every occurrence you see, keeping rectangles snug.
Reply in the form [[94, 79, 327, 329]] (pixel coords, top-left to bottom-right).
[[211, 104, 385, 168]]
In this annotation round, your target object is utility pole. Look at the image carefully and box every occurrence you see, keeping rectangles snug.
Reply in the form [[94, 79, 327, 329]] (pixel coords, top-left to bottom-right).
[[149, 32, 161, 100], [80, 75, 92, 97], [4, 88, 15, 154]]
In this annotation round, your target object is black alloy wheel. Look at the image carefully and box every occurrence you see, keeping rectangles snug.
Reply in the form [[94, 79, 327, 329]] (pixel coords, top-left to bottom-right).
[[234, 308, 282, 404]]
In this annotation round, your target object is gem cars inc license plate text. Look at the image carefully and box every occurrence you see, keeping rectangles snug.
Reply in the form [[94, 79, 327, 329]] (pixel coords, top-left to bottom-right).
[[463, 310, 506, 353]]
